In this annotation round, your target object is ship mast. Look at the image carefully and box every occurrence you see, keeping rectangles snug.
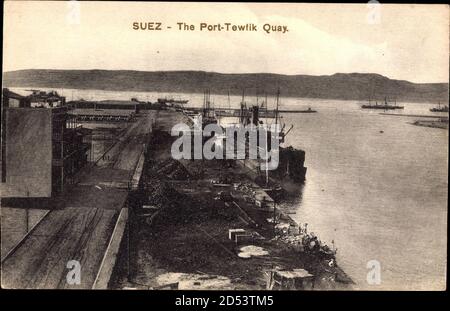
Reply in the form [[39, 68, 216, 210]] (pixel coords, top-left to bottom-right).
[[267, 88, 281, 186], [240, 89, 246, 124], [264, 92, 267, 110], [275, 88, 280, 127]]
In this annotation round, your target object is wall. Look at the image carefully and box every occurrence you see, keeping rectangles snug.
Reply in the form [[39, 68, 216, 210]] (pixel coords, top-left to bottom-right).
[[0, 108, 52, 197]]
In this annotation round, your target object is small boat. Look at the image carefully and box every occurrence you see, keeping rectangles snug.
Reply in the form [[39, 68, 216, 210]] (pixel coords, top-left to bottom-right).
[[302, 107, 317, 113], [430, 103, 449, 113]]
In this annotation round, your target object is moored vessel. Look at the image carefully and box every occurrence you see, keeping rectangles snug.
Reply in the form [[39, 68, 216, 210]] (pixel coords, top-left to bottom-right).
[[430, 102, 449, 112], [230, 89, 307, 196], [361, 97, 404, 110]]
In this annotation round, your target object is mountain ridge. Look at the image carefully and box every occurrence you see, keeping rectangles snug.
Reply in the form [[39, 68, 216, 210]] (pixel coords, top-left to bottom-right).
[[3, 69, 448, 103]]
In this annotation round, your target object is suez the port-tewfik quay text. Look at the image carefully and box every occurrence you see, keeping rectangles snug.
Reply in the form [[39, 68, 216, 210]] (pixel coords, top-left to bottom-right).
[[132, 22, 289, 34]]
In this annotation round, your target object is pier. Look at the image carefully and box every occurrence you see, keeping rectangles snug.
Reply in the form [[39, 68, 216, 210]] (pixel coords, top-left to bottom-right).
[[1, 105, 351, 290], [1, 112, 155, 289], [109, 110, 351, 290], [187, 107, 317, 118], [380, 112, 448, 119]]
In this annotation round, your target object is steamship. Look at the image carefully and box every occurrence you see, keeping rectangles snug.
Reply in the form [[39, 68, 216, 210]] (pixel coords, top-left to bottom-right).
[[224, 89, 307, 196]]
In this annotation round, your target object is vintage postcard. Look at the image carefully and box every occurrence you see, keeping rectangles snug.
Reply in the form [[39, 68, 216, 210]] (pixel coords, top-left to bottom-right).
[[1, 1, 448, 294]]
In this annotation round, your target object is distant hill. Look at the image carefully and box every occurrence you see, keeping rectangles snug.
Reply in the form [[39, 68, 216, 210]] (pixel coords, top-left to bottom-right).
[[3, 69, 448, 103]]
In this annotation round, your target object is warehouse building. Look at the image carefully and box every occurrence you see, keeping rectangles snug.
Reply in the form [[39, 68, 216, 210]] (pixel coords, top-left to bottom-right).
[[1, 89, 90, 198]]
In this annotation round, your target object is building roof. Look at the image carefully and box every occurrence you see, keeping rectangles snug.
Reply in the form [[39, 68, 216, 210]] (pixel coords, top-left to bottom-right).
[[3, 88, 26, 100], [69, 108, 134, 116], [97, 100, 139, 106]]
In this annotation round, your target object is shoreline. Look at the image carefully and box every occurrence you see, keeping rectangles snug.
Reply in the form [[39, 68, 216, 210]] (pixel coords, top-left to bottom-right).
[[410, 119, 449, 129], [5, 86, 445, 106], [110, 110, 353, 290]]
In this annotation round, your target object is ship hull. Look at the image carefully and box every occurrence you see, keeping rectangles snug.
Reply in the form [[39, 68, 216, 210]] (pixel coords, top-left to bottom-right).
[[237, 146, 307, 196], [361, 105, 404, 110], [430, 108, 449, 112]]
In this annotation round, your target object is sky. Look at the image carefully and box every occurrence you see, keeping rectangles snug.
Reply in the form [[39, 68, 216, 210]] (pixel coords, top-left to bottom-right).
[[3, 1, 449, 83]]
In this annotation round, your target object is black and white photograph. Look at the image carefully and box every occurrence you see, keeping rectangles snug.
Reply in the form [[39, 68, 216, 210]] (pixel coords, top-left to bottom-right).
[[1, 1, 448, 293]]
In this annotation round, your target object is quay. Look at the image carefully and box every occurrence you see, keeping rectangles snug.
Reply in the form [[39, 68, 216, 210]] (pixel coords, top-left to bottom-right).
[[379, 112, 448, 119], [1, 91, 156, 288], [110, 110, 352, 290], [187, 107, 317, 118], [1, 90, 350, 289]]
